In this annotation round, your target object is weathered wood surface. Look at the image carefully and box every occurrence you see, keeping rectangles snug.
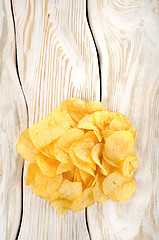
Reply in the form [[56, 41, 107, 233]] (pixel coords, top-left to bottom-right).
[[0, 0, 27, 239], [12, 0, 100, 239], [0, 0, 159, 239], [87, 0, 159, 239]]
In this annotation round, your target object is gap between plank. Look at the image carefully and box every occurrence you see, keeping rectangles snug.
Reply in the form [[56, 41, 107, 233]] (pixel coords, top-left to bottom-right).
[[85, 1, 102, 239], [10, 0, 29, 239]]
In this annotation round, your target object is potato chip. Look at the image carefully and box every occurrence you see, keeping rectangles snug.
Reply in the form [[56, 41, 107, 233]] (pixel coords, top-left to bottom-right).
[[53, 142, 70, 164], [122, 155, 137, 177], [24, 162, 39, 186], [93, 175, 109, 203], [92, 143, 108, 176], [101, 158, 117, 174], [129, 128, 136, 140], [103, 149, 123, 167], [36, 153, 59, 177], [51, 199, 72, 216], [77, 114, 102, 142], [58, 128, 84, 153], [29, 109, 71, 149], [63, 169, 75, 182], [56, 162, 75, 175], [59, 179, 82, 201], [40, 141, 56, 158], [104, 131, 134, 161], [86, 101, 103, 113], [18, 99, 138, 215], [116, 113, 131, 130], [17, 129, 40, 162], [109, 116, 125, 131], [103, 171, 135, 201], [93, 110, 110, 130], [71, 188, 94, 213], [69, 148, 95, 177], [60, 98, 87, 122]]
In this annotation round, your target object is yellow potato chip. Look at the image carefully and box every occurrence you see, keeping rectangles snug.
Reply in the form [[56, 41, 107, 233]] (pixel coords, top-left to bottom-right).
[[103, 149, 123, 167], [122, 155, 137, 177], [56, 162, 75, 175], [103, 171, 135, 201], [109, 116, 125, 131], [88, 173, 98, 188], [92, 143, 108, 176], [29, 109, 71, 149], [69, 148, 95, 177], [63, 169, 75, 182], [60, 98, 87, 122], [86, 101, 103, 113], [17, 129, 40, 162], [77, 114, 102, 142], [104, 131, 134, 161], [79, 169, 92, 185], [102, 129, 115, 142], [101, 158, 117, 174], [129, 128, 136, 140], [51, 199, 72, 216], [116, 113, 131, 130], [59, 179, 82, 201], [36, 153, 59, 177], [58, 128, 84, 153], [40, 141, 56, 158], [93, 175, 109, 203], [74, 168, 83, 183], [114, 179, 136, 201], [93, 110, 110, 130], [24, 162, 39, 186], [53, 142, 70, 164], [71, 188, 94, 213]]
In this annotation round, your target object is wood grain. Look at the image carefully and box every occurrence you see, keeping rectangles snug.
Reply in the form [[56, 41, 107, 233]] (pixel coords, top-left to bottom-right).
[[12, 0, 100, 239], [88, 0, 159, 239], [0, 0, 27, 239]]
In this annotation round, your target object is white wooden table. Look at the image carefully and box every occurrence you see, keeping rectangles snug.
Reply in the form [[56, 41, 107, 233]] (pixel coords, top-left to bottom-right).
[[0, 0, 159, 239]]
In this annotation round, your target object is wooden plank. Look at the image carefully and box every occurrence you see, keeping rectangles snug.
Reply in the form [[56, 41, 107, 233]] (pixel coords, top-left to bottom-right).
[[12, 0, 100, 239], [0, 0, 27, 239], [87, 0, 159, 239]]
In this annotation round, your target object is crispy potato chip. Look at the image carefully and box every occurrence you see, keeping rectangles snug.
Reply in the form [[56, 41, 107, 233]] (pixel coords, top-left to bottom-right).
[[92, 143, 108, 176], [59, 98, 87, 122], [79, 169, 92, 185], [58, 128, 84, 153], [17, 129, 40, 162], [101, 158, 117, 174], [103, 149, 123, 167], [25, 162, 39, 186], [93, 110, 110, 130], [102, 129, 115, 142], [56, 162, 75, 175], [58, 108, 76, 127], [51, 199, 72, 216], [129, 128, 136, 140], [114, 179, 136, 201], [59, 179, 82, 201], [103, 171, 135, 201], [104, 131, 134, 161], [40, 141, 56, 158], [74, 168, 83, 183], [36, 153, 59, 177], [71, 188, 94, 213], [69, 148, 95, 177], [86, 101, 103, 113], [93, 176, 109, 203], [77, 114, 102, 142], [88, 173, 98, 188], [54, 142, 70, 164], [29, 109, 71, 149], [122, 155, 137, 177], [109, 116, 125, 131], [117, 113, 131, 130], [63, 169, 75, 182], [106, 112, 118, 125]]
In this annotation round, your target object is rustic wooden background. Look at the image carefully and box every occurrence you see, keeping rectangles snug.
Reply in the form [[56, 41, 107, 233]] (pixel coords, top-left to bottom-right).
[[0, 0, 159, 239]]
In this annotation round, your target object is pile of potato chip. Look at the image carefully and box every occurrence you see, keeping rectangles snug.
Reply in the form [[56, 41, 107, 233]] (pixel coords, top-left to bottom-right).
[[17, 98, 137, 216]]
